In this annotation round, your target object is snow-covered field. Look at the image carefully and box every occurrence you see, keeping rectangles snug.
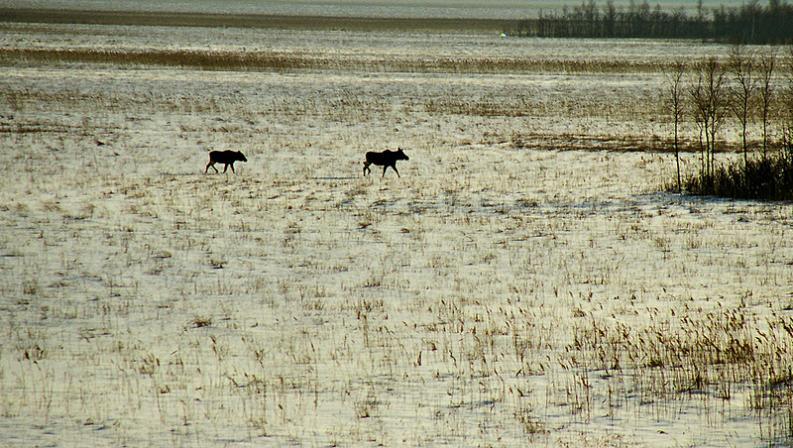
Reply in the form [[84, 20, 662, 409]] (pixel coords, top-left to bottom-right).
[[1, 18, 792, 447]]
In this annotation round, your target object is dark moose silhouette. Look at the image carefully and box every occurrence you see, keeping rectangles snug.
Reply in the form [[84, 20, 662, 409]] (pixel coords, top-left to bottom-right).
[[205, 150, 247, 174], [363, 148, 409, 177]]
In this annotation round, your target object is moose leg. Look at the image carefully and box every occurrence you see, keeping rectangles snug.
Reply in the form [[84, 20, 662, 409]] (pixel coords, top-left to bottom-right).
[[229, 163, 236, 174], [222, 164, 229, 173], [363, 162, 371, 176], [392, 165, 401, 177], [382, 165, 388, 177], [206, 162, 218, 174]]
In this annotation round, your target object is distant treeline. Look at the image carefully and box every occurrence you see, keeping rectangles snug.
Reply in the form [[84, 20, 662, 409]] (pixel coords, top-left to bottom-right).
[[510, 0, 793, 44]]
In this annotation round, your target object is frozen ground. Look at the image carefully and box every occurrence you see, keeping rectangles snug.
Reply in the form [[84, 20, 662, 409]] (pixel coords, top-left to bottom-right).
[[1, 19, 792, 447]]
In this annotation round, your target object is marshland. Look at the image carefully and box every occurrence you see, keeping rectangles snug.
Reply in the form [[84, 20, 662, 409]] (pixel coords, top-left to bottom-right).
[[1, 3, 792, 447]]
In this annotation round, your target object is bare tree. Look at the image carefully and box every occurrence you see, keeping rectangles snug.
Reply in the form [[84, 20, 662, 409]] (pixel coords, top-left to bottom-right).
[[665, 60, 687, 192], [781, 46, 793, 161], [689, 57, 727, 180], [689, 70, 708, 175], [728, 45, 757, 168], [706, 58, 727, 179], [758, 50, 776, 158]]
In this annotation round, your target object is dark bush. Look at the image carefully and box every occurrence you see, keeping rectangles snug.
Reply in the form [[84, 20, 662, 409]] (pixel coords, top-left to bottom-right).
[[681, 154, 793, 201]]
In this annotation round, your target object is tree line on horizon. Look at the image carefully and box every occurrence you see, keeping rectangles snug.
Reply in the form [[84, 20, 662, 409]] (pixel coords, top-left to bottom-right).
[[510, 0, 793, 44]]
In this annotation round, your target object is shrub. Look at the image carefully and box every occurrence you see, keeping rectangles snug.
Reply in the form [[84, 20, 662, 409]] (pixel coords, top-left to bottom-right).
[[681, 153, 793, 201]]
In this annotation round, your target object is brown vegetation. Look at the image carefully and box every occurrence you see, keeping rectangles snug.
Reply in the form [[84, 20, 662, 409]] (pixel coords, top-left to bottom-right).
[[0, 47, 669, 74], [0, 8, 510, 32]]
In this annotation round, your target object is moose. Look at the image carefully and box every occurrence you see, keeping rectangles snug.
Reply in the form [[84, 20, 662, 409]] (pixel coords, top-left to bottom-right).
[[205, 150, 247, 174], [363, 148, 409, 177]]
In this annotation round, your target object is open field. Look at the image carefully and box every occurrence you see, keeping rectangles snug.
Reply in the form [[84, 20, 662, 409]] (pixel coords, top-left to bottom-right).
[[1, 15, 793, 447]]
